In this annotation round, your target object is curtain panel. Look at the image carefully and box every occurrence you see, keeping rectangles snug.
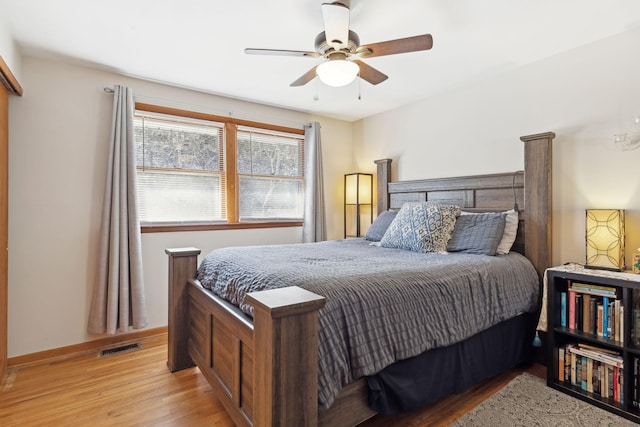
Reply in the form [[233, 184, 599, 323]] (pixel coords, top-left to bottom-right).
[[88, 85, 148, 334], [302, 121, 326, 243]]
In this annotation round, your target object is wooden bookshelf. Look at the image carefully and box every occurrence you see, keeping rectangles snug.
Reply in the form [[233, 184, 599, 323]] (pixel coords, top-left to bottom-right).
[[547, 267, 640, 423]]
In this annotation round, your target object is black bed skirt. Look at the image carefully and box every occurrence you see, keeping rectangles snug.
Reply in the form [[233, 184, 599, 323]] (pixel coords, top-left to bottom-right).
[[366, 313, 535, 414]]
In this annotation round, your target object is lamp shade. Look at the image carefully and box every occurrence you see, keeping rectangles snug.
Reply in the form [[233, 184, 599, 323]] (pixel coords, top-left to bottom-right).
[[344, 173, 373, 238], [316, 59, 359, 87], [345, 173, 372, 205], [585, 209, 625, 271]]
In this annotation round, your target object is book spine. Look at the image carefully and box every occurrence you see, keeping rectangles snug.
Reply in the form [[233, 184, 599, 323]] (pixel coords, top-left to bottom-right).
[[615, 299, 621, 341], [589, 297, 597, 335], [561, 292, 567, 328], [569, 290, 576, 329], [559, 347, 565, 381], [634, 358, 639, 408], [583, 295, 591, 334], [602, 296, 609, 338], [581, 356, 588, 390], [568, 347, 623, 368], [597, 302, 603, 337]]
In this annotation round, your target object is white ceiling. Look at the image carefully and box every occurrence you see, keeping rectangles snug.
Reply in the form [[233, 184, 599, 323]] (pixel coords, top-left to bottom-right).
[[2, 0, 640, 121]]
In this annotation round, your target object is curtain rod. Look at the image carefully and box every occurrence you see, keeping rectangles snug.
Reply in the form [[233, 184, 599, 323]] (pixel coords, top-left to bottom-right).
[[101, 86, 307, 129]]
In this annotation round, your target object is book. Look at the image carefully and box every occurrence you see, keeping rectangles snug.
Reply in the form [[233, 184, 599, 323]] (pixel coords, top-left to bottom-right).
[[602, 296, 609, 338], [634, 358, 639, 408], [582, 356, 588, 390], [576, 294, 583, 331], [570, 282, 617, 297], [583, 295, 591, 333], [568, 345, 624, 368], [602, 363, 609, 398], [559, 346, 565, 381], [634, 309, 640, 346], [560, 291, 567, 327], [571, 352, 577, 386], [587, 359, 595, 393], [589, 296, 597, 335], [565, 349, 571, 383], [578, 343, 620, 355], [609, 364, 615, 399], [597, 302, 603, 337], [568, 290, 576, 330], [614, 299, 621, 341]]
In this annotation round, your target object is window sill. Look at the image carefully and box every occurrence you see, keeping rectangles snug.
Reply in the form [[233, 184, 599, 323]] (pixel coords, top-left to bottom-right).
[[141, 221, 303, 233]]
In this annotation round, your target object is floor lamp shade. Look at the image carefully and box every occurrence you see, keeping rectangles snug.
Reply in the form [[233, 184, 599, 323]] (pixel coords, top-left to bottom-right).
[[585, 209, 625, 271], [344, 173, 373, 238]]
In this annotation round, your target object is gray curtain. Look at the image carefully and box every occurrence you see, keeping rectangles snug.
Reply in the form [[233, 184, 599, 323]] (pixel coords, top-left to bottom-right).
[[302, 122, 327, 243], [88, 85, 148, 334]]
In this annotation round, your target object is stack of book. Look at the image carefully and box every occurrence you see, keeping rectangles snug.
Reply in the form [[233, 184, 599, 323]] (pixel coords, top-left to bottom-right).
[[558, 343, 624, 403], [559, 281, 622, 340]]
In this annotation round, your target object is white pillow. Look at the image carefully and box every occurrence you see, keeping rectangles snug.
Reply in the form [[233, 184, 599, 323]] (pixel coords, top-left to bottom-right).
[[461, 209, 518, 254]]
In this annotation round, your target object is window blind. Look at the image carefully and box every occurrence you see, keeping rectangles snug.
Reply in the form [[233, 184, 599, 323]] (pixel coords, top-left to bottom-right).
[[236, 126, 304, 221], [134, 112, 226, 224]]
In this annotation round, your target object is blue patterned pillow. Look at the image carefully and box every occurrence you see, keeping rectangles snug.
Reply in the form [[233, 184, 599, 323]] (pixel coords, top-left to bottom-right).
[[446, 212, 507, 255], [365, 210, 398, 242], [380, 202, 461, 253]]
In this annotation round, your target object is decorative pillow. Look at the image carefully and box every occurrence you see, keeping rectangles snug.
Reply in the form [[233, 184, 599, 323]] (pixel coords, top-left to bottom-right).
[[496, 209, 518, 254], [365, 210, 398, 242], [461, 209, 518, 254], [447, 212, 507, 255], [380, 202, 460, 253]]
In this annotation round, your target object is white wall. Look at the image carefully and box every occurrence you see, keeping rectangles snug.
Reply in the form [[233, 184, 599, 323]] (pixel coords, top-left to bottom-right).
[[0, 16, 21, 83], [354, 27, 640, 270], [7, 56, 353, 357]]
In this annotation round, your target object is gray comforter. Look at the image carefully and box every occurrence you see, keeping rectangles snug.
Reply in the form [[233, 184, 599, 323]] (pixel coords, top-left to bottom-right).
[[196, 238, 540, 412]]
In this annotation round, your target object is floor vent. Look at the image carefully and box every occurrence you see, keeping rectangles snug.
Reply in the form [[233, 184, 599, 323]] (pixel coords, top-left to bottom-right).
[[99, 342, 141, 358]]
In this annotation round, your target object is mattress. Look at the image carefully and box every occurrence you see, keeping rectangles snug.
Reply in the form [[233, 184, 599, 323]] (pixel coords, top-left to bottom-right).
[[196, 238, 540, 411]]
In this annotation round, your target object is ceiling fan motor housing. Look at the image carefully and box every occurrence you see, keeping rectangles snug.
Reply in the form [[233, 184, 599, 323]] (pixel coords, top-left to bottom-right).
[[315, 30, 360, 55]]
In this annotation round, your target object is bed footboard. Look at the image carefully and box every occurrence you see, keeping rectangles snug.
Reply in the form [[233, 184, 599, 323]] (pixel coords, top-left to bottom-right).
[[166, 248, 326, 427]]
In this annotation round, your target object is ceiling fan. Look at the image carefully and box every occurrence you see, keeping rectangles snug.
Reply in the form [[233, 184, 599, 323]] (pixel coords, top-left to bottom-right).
[[244, 0, 433, 87]]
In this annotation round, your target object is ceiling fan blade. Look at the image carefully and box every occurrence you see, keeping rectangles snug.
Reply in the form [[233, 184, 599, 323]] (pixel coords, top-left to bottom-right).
[[352, 60, 388, 85], [290, 66, 319, 87], [356, 34, 433, 58], [321, 1, 350, 50], [245, 48, 321, 58]]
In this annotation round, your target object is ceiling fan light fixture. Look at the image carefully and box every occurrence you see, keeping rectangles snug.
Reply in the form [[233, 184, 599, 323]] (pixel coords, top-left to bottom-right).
[[316, 59, 359, 87]]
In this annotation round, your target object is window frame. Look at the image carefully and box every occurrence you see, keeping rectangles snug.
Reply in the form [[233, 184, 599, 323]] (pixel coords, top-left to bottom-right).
[[135, 103, 304, 233]]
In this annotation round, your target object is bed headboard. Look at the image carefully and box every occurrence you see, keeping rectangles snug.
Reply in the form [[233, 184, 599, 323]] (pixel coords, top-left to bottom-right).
[[375, 132, 554, 279]]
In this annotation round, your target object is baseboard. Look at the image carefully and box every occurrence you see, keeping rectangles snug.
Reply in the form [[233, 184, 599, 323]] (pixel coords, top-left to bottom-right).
[[7, 326, 168, 369]]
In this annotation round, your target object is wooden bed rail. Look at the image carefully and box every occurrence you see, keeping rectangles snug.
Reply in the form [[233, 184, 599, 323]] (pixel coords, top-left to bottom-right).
[[166, 247, 200, 372]]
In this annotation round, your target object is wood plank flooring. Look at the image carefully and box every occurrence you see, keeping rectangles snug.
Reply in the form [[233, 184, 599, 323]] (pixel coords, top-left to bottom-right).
[[0, 334, 545, 426]]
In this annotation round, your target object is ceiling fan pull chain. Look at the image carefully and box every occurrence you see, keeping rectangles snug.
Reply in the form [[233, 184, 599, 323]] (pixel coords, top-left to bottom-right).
[[358, 73, 361, 100]]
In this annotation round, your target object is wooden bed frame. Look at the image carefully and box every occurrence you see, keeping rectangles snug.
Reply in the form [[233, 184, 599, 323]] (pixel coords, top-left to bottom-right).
[[165, 132, 555, 427]]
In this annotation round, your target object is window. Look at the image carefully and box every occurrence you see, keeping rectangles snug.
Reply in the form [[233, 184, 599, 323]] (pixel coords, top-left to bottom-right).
[[133, 104, 304, 231], [237, 126, 304, 221]]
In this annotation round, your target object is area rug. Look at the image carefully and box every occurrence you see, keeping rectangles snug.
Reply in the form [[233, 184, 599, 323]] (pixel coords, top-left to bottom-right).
[[449, 373, 637, 426]]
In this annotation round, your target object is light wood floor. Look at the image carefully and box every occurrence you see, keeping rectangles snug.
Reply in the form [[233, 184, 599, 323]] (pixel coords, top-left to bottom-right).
[[0, 334, 545, 426]]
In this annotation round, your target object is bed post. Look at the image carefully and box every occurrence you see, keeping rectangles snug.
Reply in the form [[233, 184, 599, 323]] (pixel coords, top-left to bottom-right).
[[520, 132, 554, 279], [246, 286, 326, 427], [375, 158, 392, 215], [165, 247, 201, 372]]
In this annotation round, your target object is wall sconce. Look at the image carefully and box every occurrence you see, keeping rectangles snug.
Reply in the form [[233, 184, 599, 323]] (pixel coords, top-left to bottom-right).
[[344, 173, 373, 238], [585, 209, 625, 271]]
